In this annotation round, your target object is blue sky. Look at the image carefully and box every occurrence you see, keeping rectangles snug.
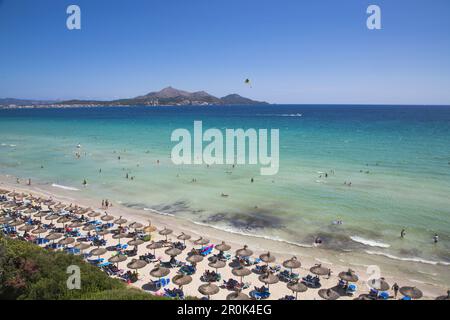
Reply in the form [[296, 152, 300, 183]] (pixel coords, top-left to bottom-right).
[[1, 0, 449, 104]]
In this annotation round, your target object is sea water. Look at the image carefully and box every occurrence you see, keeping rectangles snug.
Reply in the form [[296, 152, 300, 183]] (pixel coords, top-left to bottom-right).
[[1, 105, 449, 267]]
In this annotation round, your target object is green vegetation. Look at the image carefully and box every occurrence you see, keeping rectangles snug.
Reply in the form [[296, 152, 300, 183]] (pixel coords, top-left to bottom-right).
[[0, 236, 165, 300]]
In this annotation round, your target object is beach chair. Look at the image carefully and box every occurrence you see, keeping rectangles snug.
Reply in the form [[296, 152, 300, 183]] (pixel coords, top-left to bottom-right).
[[378, 291, 390, 300], [346, 284, 357, 296]]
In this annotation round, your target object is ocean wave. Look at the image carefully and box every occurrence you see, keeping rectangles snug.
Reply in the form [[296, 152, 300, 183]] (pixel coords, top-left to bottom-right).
[[143, 207, 175, 217], [365, 250, 450, 266], [350, 236, 390, 248], [256, 113, 302, 117], [51, 183, 79, 191]]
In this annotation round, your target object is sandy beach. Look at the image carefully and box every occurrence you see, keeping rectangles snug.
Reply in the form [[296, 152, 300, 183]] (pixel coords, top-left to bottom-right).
[[1, 173, 448, 300]]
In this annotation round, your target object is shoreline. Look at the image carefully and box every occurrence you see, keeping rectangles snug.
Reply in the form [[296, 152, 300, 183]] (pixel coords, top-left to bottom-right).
[[1, 173, 448, 299]]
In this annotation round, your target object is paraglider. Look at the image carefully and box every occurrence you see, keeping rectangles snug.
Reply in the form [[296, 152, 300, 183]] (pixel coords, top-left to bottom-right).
[[244, 78, 252, 88]]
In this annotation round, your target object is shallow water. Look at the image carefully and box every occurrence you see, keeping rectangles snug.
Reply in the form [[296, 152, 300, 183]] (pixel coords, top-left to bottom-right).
[[1, 105, 449, 266]]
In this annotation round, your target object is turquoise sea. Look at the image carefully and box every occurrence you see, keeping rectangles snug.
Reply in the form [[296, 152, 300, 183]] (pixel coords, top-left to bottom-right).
[[1, 105, 449, 267]]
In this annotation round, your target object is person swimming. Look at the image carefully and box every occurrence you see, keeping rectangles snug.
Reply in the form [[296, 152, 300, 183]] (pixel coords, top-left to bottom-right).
[[401, 229, 406, 238], [433, 234, 439, 244]]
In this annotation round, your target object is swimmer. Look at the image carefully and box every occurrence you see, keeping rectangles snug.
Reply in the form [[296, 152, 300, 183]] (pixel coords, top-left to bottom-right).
[[251, 178, 254, 183], [221, 193, 229, 198], [401, 229, 406, 238], [433, 234, 439, 244], [82, 179, 87, 187]]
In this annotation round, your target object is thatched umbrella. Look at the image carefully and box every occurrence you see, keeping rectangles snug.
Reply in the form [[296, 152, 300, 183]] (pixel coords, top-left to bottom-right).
[[236, 245, 253, 258], [165, 247, 182, 257], [45, 232, 63, 241], [74, 242, 91, 254], [96, 229, 109, 239], [368, 278, 390, 292], [198, 283, 220, 300], [287, 281, 308, 300], [128, 238, 144, 247], [31, 226, 47, 238], [88, 211, 101, 218], [18, 224, 34, 232], [338, 269, 359, 282], [108, 254, 128, 267], [0, 216, 12, 224], [400, 286, 423, 299], [158, 227, 173, 241], [9, 219, 25, 227], [150, 265, 170, 283], [58, 237, 75, 246], [146, 241, 163, 256], [232, 266, 251, 284], [33, 211, 48, 221], [259, 273, 279, 290], [69, 221, 83, 228], [57, 216, 71, 225], [215, 241, 231, 253], [177, 232, 191, 246], [112, 232, 129, 246], [114, 216, 127, 225], [435, 291, 450, 300], [208, 259, 226, 273], [143, 220, 157, 234], [83, 224, 96, 232], [227, 292, 250, 300], [127, 258, 148, 277], [310, 264, 330, 276], [187, 254, 204, 267], [318, 288, 340, 300], [194, 237, 210, 247], [259, 252, 276, 264], [172, 274, 192, 288], [45, 214, 59, 221], [101, 214, 114, 222], [90, 248, 107, 260], [129, 222, 143, 230], [283, 256, 301, 274]]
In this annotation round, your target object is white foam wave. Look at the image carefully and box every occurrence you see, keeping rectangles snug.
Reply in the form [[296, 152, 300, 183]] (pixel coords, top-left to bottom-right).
[[143, 207, 175, 217], [351, 236, 390, 248], [365, 250, 450, 266], [51, 183, 79, 191]]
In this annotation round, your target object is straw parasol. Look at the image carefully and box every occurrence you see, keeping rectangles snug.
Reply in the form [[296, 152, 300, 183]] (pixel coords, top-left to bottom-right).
[[368, 278, 390, 291], [83, 224, 96, 231], [159, 227, 173, 241], [69, 221, 83, 228], [74, 242, 91, 253], [45, 214, 59, 221], [259, 252, 276, 264], [227, 292, 250, 300], [198, 283, 220, 300], [88, 211, 101, 218], [127, 258, 148, 271], [165, 247, 182, 257], [101, 214, 114, 222], [143, 220, 157, 233], [150, 265, 170, 281], [172, 274, 192, 288], [283, 256, 301, 274], [45, 233, 63, 241], [112, 232, 129, 246], [194, 237, 210, 247], [146, 241, 163, 255], [310, 264, 330, 276], [177, 232, 191, 245], [18, 224, 34, 232], [90, 247, 107, 257], [114, 216, 127, 225], [215, 241, 231, 252], [400, 286, 423, 299], [128, 238, 144, 247], [0, 216, 12, 224], [9, 219, 25, 227], [338, 269, 359, 282], [232, 266, 251, 284], [208, 259, 226, 273], [318, 288, 340, 300], [57, 216, 71, 224], [258, 273, 279, 290], [58, 237, 75, 246], [287, 281, 308, 300], [187, 254, 204, 266], [236, 245, 253, 257], [108, 254, 128, 267], [129, 222, 143, 229], [96, 229, 109, 237], [31, 227, 47, 236]]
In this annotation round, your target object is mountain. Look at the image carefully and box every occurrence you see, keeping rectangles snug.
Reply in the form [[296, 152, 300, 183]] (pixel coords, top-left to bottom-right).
[[0, 87, 269, 107]]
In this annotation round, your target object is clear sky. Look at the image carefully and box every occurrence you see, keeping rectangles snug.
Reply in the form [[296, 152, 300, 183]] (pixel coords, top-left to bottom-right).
[[1, 0, 449, 104]]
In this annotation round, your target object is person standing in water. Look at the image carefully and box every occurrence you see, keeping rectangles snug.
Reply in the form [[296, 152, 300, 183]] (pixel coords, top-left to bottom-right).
[[83, 179, 87, 187], [433, 234, 439, 244], [401, 229, 406, 238], [392, 283, 399, 299]]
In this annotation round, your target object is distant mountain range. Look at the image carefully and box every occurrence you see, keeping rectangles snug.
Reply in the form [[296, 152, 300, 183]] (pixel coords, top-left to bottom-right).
[[0, 87, 268, 108]]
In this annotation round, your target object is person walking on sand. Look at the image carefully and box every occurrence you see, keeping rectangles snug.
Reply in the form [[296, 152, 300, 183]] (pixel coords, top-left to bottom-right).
[[27, 178, 31, 186], [401, 229, 406, 238], [392, 283, 399, 299]]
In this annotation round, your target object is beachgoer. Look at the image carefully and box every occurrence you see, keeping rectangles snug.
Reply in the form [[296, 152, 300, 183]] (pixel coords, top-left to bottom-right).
[[433, 234, 439, 244], [16, 178, 20, 184], [251, 178, 254, 183], [83, 179, 87, 186], [27, 179, 31, 186], [401, 229, 406, 238], [392, 283, 399, 298]]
